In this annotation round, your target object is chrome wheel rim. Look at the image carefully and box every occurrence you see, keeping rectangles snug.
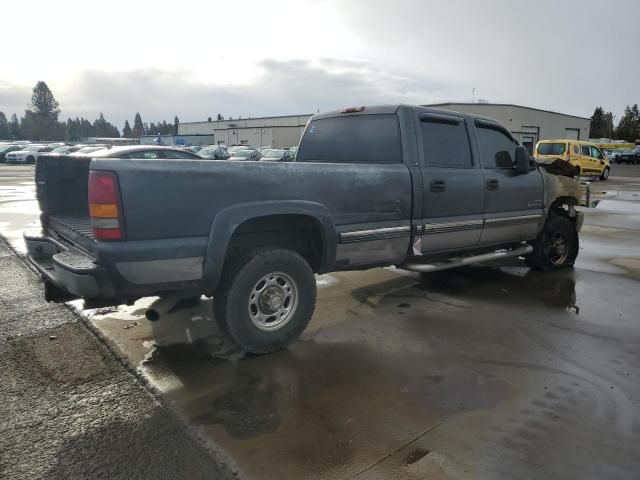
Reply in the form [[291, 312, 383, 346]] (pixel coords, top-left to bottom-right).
[[547, 232, 569, 265], [248, 272, 298, 331]]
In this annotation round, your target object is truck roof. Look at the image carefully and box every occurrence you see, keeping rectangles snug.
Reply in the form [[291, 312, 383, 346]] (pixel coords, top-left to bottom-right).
[[311, 104, 505, 126]]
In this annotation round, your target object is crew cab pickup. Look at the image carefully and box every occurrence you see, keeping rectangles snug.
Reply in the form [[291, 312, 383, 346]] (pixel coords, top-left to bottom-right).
[[25, 105, 583, 354]]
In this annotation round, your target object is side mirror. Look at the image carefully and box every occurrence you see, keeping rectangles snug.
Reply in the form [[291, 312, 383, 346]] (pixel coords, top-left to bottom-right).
[[515, 145, 530, 174]]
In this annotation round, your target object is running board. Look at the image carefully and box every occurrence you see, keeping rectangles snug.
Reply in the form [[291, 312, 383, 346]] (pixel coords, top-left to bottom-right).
[[401, 245, 533, 273]]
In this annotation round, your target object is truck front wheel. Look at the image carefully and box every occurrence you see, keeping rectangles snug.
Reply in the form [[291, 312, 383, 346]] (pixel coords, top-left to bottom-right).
[[214, 248, 316, 354], [526, 215, 579, 270]]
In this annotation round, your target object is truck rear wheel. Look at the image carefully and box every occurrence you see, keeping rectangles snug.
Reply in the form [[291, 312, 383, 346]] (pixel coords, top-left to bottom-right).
[[214, 248, 316, 354], [525, 215, 579, 270]]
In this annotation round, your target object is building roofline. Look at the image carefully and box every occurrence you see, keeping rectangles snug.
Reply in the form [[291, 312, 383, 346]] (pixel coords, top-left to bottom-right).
[[180, 113, 314, 125], [423, 103, 591, 121]]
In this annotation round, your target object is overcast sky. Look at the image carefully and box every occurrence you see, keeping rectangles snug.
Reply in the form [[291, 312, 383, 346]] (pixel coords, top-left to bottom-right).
[[2, 0, 639, 128]]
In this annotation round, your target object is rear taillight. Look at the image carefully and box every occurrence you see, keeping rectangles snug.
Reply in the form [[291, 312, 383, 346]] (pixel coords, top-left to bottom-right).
[[88, 171, 124, 241]]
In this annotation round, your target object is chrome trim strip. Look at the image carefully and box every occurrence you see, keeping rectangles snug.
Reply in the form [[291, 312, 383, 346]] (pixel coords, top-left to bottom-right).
[[484, 214, 542, 227], [116, 257, 204, 284], [91, 218, 119, 229], [340, 226, 411, 243], [423, 219, 483, 235]]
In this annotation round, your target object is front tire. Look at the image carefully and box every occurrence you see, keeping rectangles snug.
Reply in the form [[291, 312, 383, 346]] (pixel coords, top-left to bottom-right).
[[26, 156, 35, 164], [600, 166, 610, 181], [526, 215, 579, 270], [214, 248, 316, 354]]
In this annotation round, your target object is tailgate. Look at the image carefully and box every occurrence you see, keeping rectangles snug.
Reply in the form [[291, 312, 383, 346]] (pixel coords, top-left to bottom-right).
[[36, 154, 96, 251]]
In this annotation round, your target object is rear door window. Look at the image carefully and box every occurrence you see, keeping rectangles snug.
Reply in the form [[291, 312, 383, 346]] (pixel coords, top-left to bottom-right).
[[297, 114, 402, 163], [122, 150, 160, 159], [537, 143, 566, 155], [476, 124, 517, 169], [581, 145, 591, 156], [161, 150, 199, 159], [420, 117, 472, 167]]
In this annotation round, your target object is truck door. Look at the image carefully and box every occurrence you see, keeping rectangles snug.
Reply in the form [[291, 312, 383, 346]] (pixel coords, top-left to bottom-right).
[[474, 120, 544, 245], [416, 112, 485, 253]]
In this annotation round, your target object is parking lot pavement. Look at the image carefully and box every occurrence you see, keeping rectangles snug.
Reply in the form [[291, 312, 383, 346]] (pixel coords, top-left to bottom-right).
[[0, 239, 234, 480], [1, 163, 640, 479]]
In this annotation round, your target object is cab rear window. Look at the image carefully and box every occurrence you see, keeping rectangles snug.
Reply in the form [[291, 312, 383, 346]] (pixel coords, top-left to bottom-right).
[[537, 143, 566, 155], [297, 114, 402, 164]]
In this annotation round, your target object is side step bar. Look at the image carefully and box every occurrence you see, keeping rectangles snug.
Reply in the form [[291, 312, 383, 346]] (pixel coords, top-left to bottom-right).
[[401, 244, 533, 273]]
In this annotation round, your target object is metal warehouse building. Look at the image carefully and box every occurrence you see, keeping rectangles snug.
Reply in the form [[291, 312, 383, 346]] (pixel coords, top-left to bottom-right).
[[426, 103, 591, 153], [178, 114, 312, 148], [177, 103, 590, 152]]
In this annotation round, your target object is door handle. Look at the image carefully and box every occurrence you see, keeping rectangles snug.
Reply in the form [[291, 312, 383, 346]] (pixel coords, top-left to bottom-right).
[[486, 179, 499, 191], [430, 180, 446, 193]]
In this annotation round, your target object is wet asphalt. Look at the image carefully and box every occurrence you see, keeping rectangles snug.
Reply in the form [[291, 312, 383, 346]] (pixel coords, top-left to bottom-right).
[[1, 164, 640, 479]]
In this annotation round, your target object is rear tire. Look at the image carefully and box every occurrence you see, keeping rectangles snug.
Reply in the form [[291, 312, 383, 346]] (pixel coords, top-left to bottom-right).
[[213, 248, 316, 354], [26, 156, 35, 164], [526, 215, 579, 270], [600, 166, 610, 181]]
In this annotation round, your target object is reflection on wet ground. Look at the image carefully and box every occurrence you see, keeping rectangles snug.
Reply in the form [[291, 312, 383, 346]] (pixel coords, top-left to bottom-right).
[[2, 165, 640, 479]]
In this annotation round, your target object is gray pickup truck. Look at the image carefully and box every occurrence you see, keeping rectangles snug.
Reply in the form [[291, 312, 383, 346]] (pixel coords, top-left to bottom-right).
[[25, 105, 583, 353]]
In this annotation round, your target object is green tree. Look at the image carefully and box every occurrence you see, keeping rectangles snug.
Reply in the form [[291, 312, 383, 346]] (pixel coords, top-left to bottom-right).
[[8, 114, 21, 139], [173, 116, 179, 134], [589, 107, 608, 139], [132, 112, 144, 137], [93, 113, 120, 137], [0, 112, 9, 139], [615, 105, 640, 142], [217, 113, 223, 121], [25, 81, 61, 140], [122, 120, 132, 138]]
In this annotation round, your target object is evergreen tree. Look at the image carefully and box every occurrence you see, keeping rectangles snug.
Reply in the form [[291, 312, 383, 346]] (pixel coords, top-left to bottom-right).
[[8, 114, 21, 139], [25, 81, 61, 140], [122, 120, 132, 138], [589, 107, 608, 139], [217, 113, 223, 121], [173, 116, 179, 135], [0, 112, 9, 139], [615, 105, 640, 142], [207, 117, 212, 122], [132, 113, 144, 137]]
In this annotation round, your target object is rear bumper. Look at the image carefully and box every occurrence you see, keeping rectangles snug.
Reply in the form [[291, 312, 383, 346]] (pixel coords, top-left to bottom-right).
[[24, 232, 116, 300]]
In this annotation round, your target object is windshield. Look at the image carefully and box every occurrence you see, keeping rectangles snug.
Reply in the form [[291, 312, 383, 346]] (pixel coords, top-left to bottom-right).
[[199, 147, 219, 156], [0, 145, 16, 153], [50, 147, 70, 153], [228, 146, 249, 153], [24, 145, 42, 152], [263, 149, 284, 158], [537, 143, 566, 155]]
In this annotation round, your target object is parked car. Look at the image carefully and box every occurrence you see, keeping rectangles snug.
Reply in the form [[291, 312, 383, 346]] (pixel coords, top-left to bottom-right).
[[25, 104, 583, 355], [198, 145, 230, 160], [260, 149, 296, 162], [617, 147, 640, 165], [534, 139, 610, 180], [69, 146, 105, 156], [0, 144, 25, 163], [5, 145, 54, 164], [48, 145, 87, 155], [228, 145, 254, 155], [229, 149, 262, 161], [73, 145, 203, 159]]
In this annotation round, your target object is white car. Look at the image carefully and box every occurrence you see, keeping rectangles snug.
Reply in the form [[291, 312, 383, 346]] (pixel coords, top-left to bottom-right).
[[5, 145, 54, 164]]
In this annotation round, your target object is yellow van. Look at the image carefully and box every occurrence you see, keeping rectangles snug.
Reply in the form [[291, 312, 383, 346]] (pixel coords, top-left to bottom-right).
[[534, 139, 610, 180]]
